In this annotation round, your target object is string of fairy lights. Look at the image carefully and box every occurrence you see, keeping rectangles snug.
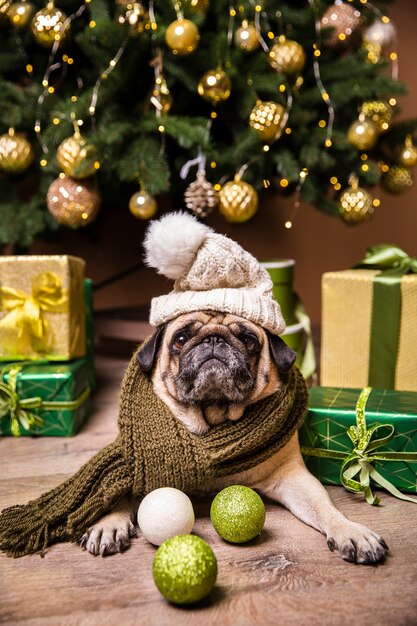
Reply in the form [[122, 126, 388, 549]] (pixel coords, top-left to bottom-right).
[[0, 0, 416, 230]]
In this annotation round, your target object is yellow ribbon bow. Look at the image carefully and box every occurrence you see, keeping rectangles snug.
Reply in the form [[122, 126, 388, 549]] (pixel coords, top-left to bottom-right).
[[0, 272, 69, 356]]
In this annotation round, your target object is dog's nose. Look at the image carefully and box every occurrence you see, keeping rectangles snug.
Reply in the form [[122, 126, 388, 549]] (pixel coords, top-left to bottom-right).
[[202, 335, 226, 345]]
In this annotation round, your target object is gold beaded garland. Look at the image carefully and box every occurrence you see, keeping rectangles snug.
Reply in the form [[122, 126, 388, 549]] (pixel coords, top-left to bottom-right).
[[197, 69, 231, 104], [128, 189, 157, 219], [56, 133, 97, 179], [347, 114, 378, 151], [234, 20, 259, 53], [360, 101, 393, 133], [116, 1, 149, 35], [268, 37, 306, 76], [382, 165, 413, 194], [8, 1, 35, 28], [249, 100, 285, 142], [165, 18, 200, 56], [0, 128, 34, 174], [219, 176, 258, 223], [149, 76, 172, 114], [398, 136, 417, 168], [320, 2, 361, 48], [46, 175, 101, 228], [339, 176, 374, 224]]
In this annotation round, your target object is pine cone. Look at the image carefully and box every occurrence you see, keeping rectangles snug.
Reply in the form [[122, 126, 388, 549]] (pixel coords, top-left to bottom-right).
[[184, 171, 219, 218]]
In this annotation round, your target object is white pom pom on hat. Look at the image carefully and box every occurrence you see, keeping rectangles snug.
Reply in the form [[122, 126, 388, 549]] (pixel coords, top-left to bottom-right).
[[143, 211, 286, 335], [144, 211, 212, 280]]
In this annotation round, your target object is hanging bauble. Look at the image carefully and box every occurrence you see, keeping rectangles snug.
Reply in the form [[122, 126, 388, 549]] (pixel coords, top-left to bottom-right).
[[382, 165, 413, 194], [184, 0, 209, 13], [363, 19, 396, 51], [360, 101, 393, 133], [165, 18, 199, 56], [268, 37, 306, 77], [234, 20, 259, 53], [339, 176, 374, 224], [0, 0, 12, 23], [128, 189, 157, 219], [8, 1, 35, 28], [320, 2, 361, 48], [149, 75, 172, 114], [0, 128, 33, 174], [347, 114, 378, 151], [249, 100, 285, 143], [218, 176, 258, 223], [46, 175, 101, 228], [31, 1, 70, 48], [56, 133, 97, 179], [398, 135, 417, 168], [115, 1, 149, 35], [184, 170, 219, 218], [197, 69, 231, 104]]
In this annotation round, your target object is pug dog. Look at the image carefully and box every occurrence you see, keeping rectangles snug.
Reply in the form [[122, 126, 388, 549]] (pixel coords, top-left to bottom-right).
[[80, 311, 388, 564]]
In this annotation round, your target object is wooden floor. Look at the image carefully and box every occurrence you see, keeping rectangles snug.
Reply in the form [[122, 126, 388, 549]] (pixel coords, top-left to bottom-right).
[[1, 348, 417, 626]]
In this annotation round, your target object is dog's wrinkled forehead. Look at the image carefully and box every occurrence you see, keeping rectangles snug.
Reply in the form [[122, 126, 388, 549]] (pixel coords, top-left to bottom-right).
[[164, 311, 266, 344]]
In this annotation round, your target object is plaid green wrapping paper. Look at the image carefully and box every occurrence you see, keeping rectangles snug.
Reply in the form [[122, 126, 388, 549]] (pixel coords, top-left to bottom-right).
[[299, 386, 417, 504], [0, 359, 91, 437]]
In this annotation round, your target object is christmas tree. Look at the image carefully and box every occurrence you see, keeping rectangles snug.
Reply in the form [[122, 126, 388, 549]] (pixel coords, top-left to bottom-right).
[[0, 0, 416, 249]]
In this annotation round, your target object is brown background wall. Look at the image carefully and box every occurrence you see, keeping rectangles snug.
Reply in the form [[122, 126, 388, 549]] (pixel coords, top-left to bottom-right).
[[31, 0, 417, 325]]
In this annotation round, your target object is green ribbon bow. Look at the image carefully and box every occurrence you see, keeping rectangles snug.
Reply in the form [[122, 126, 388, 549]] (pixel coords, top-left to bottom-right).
[[355, 244, 417, 389], [0, 365, 91, 437], [301, 387, 417, 505]]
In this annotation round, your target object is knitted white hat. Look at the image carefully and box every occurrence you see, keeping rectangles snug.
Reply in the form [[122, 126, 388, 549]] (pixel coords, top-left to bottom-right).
[[143, 212, 286, 335]]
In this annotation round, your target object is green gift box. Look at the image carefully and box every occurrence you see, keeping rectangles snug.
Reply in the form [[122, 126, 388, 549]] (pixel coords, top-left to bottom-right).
[[84, 278, 95, 390], [299, 386, 417, 504], [0, 359, 91, 437]]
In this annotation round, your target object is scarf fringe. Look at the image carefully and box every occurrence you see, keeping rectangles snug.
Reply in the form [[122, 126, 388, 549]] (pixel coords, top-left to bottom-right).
[[0, 442, 132, 558]]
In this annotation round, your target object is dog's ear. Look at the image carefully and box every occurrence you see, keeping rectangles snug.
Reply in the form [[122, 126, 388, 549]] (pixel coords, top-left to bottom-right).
[[136, 325, 166, 372], [267, 331, 297, 373]]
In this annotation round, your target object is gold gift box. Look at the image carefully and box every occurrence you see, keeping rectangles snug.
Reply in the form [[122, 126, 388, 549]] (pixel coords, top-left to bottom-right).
[[0, 255, 86, 361], [321, 269, 417, 392]]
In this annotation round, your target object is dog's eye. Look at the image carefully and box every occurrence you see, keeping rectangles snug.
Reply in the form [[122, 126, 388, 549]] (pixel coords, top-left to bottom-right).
[[173, 333, 188, 349], [241, 333, 259, 352]]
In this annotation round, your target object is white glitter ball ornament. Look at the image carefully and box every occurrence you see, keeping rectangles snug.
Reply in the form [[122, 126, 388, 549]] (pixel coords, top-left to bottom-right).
[[137, 487, 195, 546]]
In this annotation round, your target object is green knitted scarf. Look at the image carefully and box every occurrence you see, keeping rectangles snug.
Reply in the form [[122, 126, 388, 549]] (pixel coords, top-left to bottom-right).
[[0, 348, 308, 557]]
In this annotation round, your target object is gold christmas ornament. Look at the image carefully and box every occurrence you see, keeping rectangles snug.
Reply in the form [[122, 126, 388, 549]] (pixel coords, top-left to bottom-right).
[[218, 176, 258, 223], [234, 20, 259, 53], [31, 1, 70, 48], [398, 136, 417, 168], [46, 175, 101, 228], [320, 2, 361, 48], [184, 170, 219, 218], [56, 133, 97, 179], [0, 128, 34, 174], [197, 69, 231, 104], [360, 101, 393, 133], [339, 176, 374, 224], [382, 165, 413, 194], [363, 19, 396, 50], [268, 37, 306, 77], [347, 114, 378, 151], [8, 1, 35, 28], [249, 100, 285, 143], [185, 0, 209, 13], [116, 1, 149, 35], [150, 75, 172, 114], [165, 18, 200, 56], [128, 189, 157, 219]]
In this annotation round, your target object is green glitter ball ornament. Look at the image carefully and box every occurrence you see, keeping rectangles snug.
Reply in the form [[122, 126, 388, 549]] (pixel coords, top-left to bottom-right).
[[210, 485, 266, 543], [152, 535, 217, 605]]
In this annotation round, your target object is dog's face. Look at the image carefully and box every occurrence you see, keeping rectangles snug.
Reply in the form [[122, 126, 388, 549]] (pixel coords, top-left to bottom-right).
[[137, 311, 296, 434]]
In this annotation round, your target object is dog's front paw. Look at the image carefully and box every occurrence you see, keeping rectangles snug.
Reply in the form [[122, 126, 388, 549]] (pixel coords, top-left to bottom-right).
[[80, 518, 136, 556], [326, 521, 388, 564]]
